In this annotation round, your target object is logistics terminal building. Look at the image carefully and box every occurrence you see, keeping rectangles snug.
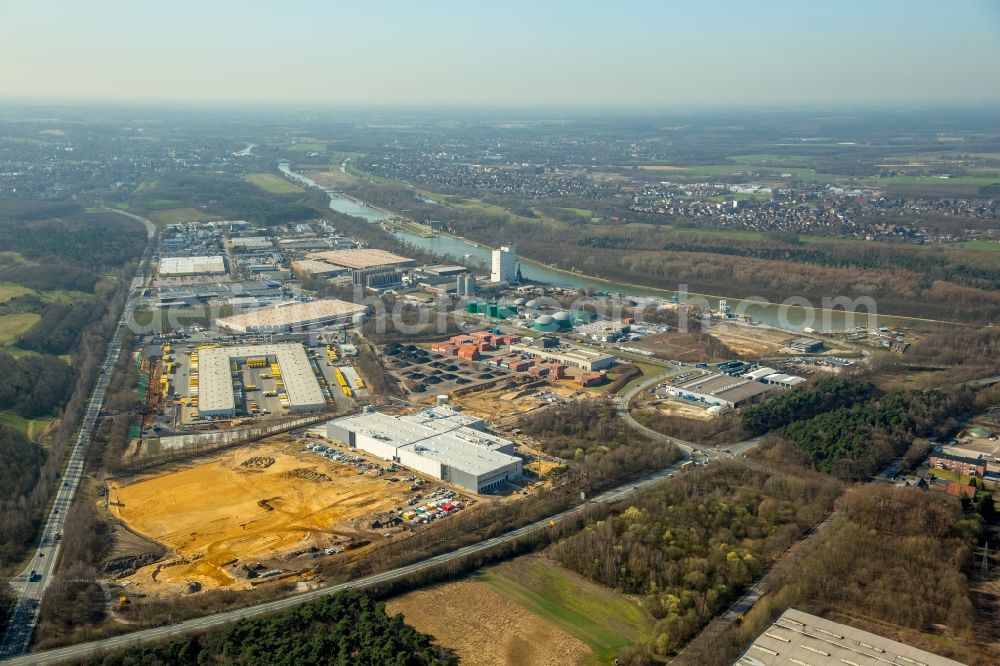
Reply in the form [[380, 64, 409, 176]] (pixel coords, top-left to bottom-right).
[[324, 408, 522, 493], [215, 298, 368, 333], [198, 343, 326, 417]]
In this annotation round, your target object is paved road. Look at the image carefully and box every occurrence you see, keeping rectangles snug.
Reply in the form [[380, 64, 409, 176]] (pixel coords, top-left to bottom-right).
[[1, 457, 690, 666], [616, 370, 761, 459], [0, 214, 155, 661]]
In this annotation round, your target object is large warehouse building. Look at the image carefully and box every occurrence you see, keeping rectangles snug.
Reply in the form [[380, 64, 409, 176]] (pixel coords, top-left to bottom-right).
[[197, 343, 326, 417], [508, 341, 616, 372], [664, 371, 775, 409], [158, 255, 226, 277], [735, 608, 964, 666], [306, 248, 415, 271], [216, 298, 367, 333], [324, 408, 522, 493]]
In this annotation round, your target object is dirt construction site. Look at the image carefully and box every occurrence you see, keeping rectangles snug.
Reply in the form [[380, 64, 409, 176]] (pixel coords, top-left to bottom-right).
[[107, 439, 427, 597]]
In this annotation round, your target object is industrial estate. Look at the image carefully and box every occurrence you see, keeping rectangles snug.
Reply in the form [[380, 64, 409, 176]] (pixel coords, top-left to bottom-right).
[[2, 92, 999, 665]]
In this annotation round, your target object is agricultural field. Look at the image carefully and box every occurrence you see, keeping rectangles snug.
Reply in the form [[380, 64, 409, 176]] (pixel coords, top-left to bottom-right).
[[307, 170, 360, 189], [387, 555, 653, 666], [245, 172, 305, 194], [145, 206, 217, 226], [108, 440, 416, 596]]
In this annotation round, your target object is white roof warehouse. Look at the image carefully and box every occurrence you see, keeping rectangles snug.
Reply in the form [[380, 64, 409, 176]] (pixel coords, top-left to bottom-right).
[[158, 255, 226, 276], [198, 343, 326, 417], [324, 408, 522, 493], [216, 298, 367, 333]]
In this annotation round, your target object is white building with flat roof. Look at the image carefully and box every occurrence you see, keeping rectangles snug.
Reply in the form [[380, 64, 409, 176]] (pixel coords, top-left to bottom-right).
[[491, 244, 517, 283], [216, 298, 367, 333], [198, 343, 326, 417], [324, 408, 521, 493], [734, 607, 965, 666], [159, 256, 226, 276]]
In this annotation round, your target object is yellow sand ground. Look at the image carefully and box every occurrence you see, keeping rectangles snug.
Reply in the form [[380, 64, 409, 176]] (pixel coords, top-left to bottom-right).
[[110, 442, 411, 595], [708, 321, 791, 356]]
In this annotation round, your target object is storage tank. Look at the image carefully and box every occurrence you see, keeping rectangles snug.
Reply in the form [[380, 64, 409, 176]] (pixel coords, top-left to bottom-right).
[[513, 297, 526, 306], [525, 299, 539, 309], [552, 310, 573, 330], [533, 314, 559, 333], [436, 394, 449, 406]]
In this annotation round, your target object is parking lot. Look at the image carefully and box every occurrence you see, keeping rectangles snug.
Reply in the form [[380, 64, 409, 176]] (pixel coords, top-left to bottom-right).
[[383, 343, 515, 396], [301, 437, 477, 525]]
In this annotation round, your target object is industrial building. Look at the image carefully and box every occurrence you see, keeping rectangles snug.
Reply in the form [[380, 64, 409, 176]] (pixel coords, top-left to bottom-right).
[[352, 265, 404, 290], [197, 343, 326, 417], [228, 236, 274, 253], [216, 298, 367, 333], [789, 337, 824, 353], [155, 280, 287, 309], [509, 340, 616, 372], [734, 607, 964, 666], [491, 244, 518, 283], [324, 408, 522, 493], [743, 367, 807, 388], [307, 248, 416, 271], [158, 255, 226, 277], [576, 320, 630, 342], [291, 259, 349, 279], [664, 371, 774, 409]]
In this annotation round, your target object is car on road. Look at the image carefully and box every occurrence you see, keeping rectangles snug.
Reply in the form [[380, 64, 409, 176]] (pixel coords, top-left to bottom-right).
[[29, 571, 41, 582]]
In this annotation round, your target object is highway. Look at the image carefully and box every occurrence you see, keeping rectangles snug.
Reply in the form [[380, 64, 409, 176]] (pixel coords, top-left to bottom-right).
[[0, 214, 155, 661], [1, 456, 690, 666]]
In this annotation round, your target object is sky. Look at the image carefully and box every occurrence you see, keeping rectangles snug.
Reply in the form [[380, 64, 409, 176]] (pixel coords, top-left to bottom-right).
[[1, 0, 999, 108]]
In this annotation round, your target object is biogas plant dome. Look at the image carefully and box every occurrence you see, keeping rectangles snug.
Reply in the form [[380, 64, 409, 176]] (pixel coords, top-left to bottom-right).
[[551, 310, 573, 329], [533, 314, 559, 332], [525, 299, 539, 308], [513, 297, 526, 306]]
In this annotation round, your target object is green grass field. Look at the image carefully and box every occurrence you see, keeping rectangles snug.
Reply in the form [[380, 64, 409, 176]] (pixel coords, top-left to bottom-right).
[[280, 140, 327, 152], [864, 175, 1000, 186], [246, 172, 305, 194], [0, 283, 35, 302], [0, 409, 52, 441], [146, 207, 216, 226], [560, 207, 594, 218], [0, 313, 41, 346], [952, 240, 1000, 251], [478, 556, 653, 663]]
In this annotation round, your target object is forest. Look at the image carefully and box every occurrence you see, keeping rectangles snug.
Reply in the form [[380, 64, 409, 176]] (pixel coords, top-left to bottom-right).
[[131, 173, 317, 227], [740, 377, 877, 436], [549, 461, 841, 660], [17, 299, 109, 355], [684, 485, 994, 666], [522, 399, 682, 485], [0, 206, 143, 582], [0, 352, 75, 419], [87, 593, 456, 666], [771, 387, 972, 480], [0, 211, 146, 274]]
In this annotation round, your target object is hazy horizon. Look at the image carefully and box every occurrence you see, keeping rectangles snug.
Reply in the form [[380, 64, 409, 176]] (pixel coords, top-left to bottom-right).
[[1, 0, 999, 107]]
